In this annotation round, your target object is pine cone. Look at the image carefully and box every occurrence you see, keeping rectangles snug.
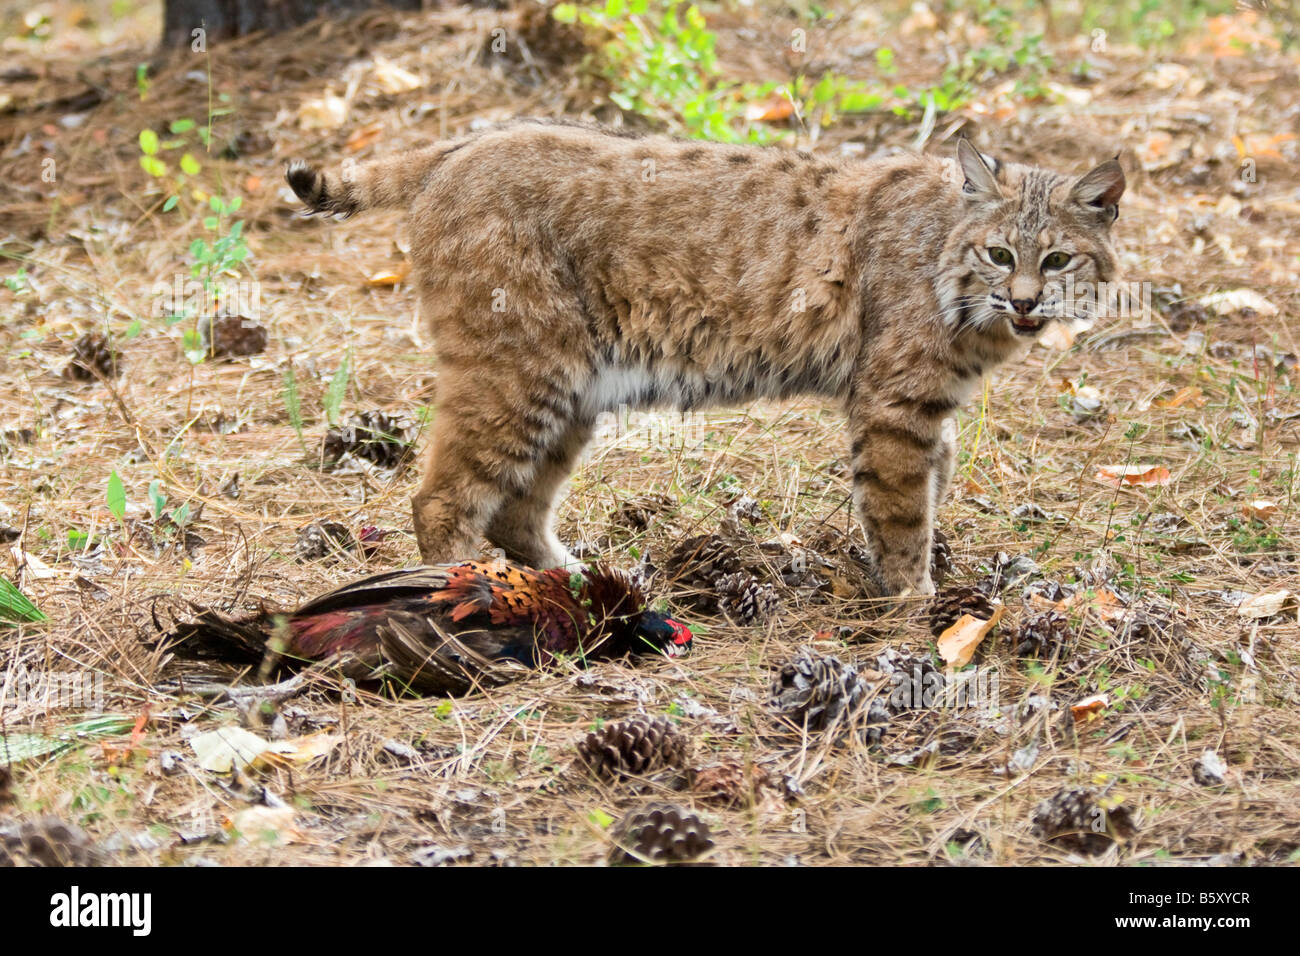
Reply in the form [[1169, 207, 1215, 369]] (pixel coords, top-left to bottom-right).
[[690, 758, 776, 808], [664, 533, 743, 586], [1030, 786, 1137, 856], [876, 646, 945, 712], [295, 520, 360, 562], [611, 493, 674, 532], [927, 584, 997, 637], [770, 647, 884, 738], [610, 804, 714, 865], [1010, 610, 1072, 658], [576, 715, 688, 781], [930, 528, 953, 587], [199, 315, 268, 358], [715, 572, 778, 624], [0, 817, 101, 866], [719, 494, 763, 537], [63, 332, 120, 380], [322, 411, 417, 471]]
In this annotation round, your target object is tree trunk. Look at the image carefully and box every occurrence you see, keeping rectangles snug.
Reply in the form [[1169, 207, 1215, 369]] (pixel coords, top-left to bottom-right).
[[161, 0, 425, 48]]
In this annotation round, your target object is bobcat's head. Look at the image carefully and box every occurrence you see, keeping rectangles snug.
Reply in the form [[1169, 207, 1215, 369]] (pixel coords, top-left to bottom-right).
[[941, 139, 1126, 340]]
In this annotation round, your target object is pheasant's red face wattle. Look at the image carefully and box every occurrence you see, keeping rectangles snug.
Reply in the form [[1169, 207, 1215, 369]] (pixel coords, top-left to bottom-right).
[[665, 619, 693, 657]]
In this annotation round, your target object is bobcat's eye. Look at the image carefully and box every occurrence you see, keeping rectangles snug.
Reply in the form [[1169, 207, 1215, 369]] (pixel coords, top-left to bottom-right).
[[1042, 251, 1071, 270], [987, 247, 1014, 267]]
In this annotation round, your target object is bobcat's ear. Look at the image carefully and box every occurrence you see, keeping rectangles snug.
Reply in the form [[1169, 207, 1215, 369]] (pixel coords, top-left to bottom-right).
[[957, 138, 1001, 202], [1069, 158, 1126, 223]]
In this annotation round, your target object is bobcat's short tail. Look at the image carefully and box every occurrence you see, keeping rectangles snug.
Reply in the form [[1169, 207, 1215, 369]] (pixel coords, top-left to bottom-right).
[[285, 143, 460, 218]]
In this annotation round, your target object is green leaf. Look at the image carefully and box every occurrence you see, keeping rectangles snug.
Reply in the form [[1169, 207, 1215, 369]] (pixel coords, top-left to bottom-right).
[[138, 155, 167, 178], [203, 216, 219, 230], [209, 195, 222, 212], [179, 152, 201, 176], [0, 577, 46, 624], [106, 470, 127, 522], [228, 196, 242, 212], [551, 2, 577, 22], [588, 808, 614, 829], [138, 129, 159, 155], [838, 91, 883, 112], [162, 195, 179, 212], [169, 118, 196, 134], [182, 328, 206, 365], [147, 479, 166, 519]]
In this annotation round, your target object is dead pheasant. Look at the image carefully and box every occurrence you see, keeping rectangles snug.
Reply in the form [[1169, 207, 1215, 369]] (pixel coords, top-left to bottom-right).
[[163, 561, 692, 696]]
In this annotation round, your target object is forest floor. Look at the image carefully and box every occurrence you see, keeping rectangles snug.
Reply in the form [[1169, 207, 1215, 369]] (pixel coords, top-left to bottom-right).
[[0, 1, 1297, 865]]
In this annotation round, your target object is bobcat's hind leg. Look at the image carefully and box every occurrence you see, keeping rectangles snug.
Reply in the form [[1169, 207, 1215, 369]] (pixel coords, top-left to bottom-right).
[[411, 371, 562, 566], [411, 423, 505, 566]]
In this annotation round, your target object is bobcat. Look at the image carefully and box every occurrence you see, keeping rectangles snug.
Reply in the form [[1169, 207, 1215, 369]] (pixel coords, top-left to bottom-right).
[[287, 121, 1124, 597]]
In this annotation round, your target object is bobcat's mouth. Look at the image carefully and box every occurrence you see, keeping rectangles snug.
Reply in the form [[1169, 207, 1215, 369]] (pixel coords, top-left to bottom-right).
[[1010, 314, 1046, 335]]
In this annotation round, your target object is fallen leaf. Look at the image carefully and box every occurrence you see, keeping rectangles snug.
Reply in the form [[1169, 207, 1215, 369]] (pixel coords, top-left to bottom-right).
[[1030, 587, 1126, 622], [1095, 465, 1172, 487], [1197, 288, 1279, 317], [345, 121, 384, 153], [1237, 589, 1294, 620], [1241, 499, 1277, 521], [937, 607, 1004, 668], [225, 806, 302, 843], [1071, 693, 1108, 722], [1155, 385, 1206, 409], [371, 54, 422, 94], [298, 91, 349, 130], [744, 95, 793, 123], [8, 545, 66, 579], [365, 261, 411, 287], [900, 4, 938, 33], [255, 733, 342, 770], [1038, 322, 1076, 351], [1071, 384, 1105, 418], [190, 726, 271, 773]]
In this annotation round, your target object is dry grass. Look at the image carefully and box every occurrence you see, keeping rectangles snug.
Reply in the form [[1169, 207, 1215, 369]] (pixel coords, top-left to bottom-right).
[[0, 1, 1298, 866]]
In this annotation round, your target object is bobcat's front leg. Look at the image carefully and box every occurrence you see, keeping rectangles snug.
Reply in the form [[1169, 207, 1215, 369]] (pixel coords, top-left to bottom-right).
[[848, 401, 946, 597]]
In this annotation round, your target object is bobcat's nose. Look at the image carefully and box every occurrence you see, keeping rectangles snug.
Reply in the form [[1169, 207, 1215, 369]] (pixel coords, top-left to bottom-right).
[[1011, 297, 1038, 315]]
